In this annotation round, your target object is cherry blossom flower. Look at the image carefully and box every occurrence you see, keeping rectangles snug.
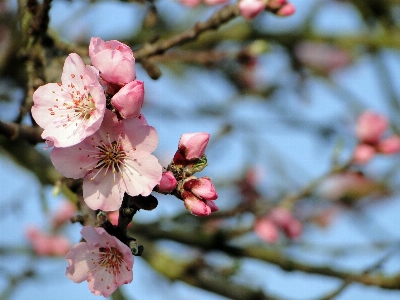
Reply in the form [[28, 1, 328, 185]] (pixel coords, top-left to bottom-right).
[[66, 226, 133, 297], [50, 110, 162, 211], [31, 53, 106, 147], [89, 37, 136, 84]]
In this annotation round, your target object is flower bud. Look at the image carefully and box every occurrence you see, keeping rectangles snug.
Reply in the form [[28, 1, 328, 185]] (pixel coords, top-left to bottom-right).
[[254, 218, 279, 243], [157, 171, 177, 194], [356, 111, 388, 144], [378, 135, 400, 154], [89, 37, 136, 84], [178, 132, 210, 161], [183, 177, 218, 201], [353, 144, 376, 164], [239, 0, 265, 20], [183, 191, 212, 217], [111, 80, 144, 119]]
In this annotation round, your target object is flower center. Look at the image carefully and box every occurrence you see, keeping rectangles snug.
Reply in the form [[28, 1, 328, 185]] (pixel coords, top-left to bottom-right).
[[98, 247, 124, 274], [80, 134, 128, 182]]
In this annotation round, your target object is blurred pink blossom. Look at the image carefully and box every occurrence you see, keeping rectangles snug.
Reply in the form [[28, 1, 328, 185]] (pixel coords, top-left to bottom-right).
[[356, 111, 388, 144], [353, 144, 376, 164], [378, 136, 400, 154], [295, 42, 352, 73], [51, 200, 77, 229], [254, 218, 279, 243], [26, 226, 70, 256], [66, 226, 133, 297], [239, 0, 265, 20]]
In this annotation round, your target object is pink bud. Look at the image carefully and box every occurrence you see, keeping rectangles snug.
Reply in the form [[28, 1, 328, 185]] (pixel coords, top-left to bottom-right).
[[353, 143, 376, 164], [283, 218, 302, 239], [111, 80, 144, 119], [51, 200, 76, 229], [183, 191, 212, 217], [157, 171, 177, 194], [276, 3, 295, 16], [178, 132, 210, 161], [178, 0, 201, 6], [239, 0, 265, 19], [268, 207, 293, 228], [254, 218, 279, 243], [205, 200, 219, 212], [378, 135, 400, 154], [26, 226, 70, 256], [204, 0, 229, 5], [356, 111, 388, 144], [89, 37, 136, 84], [106, 211, 119, 226], [183, 177, 218, 200]]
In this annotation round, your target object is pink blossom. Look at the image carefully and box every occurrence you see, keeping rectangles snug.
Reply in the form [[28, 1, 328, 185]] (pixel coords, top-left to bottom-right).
[[239, 0, 265, 20], [51, 200, 77, 229], [178, 132, 210, 161], [178, 0, 201, 7], [283, 218, 302, 239], [111, 80, 144, 119], [317, 172, 382, 202], [203, 0, 229, 5], [183, 191, 218, 216], [26, 226, 70, 256], [50, 110, 162, 211], [295, 42, 352, 73], [31, 53, 106, 147], [89, 37, 136, 84], [254, 218, 279, 243], [268, 207, 293, 228], [183, 177, 218, 200], [157, 171, 177, 194], [356, 111, 388, 144], [378, 136, 400, 154], [66, 226, 133, 297], [275, 3, 295, 16], [353, 143, 376, 164]]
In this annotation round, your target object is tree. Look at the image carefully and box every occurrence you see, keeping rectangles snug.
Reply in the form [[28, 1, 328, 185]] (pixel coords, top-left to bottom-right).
[[1, 0, 400, 299]]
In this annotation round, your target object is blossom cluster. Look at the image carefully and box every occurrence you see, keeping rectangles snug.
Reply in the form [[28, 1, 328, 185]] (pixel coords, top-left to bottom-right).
[[353, 111, 400, 164], [31, 37, 219, 297]]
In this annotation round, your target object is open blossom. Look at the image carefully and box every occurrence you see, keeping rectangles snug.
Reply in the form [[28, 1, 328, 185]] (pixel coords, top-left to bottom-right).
[[31, 53, 106, 147], [50, 110, 162, 211], [89, 37, 136, 84], [66, 226, 133, 297]]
